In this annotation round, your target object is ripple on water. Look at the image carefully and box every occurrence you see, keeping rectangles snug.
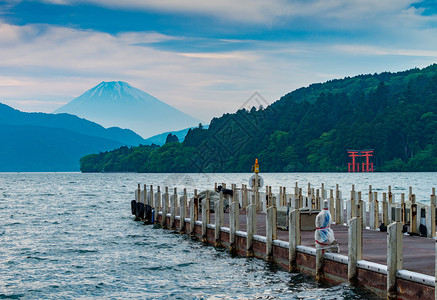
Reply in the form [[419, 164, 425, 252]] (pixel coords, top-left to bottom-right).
[[0, 173, 385, 299]]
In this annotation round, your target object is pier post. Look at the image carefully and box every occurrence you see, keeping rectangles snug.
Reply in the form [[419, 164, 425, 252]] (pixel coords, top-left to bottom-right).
[[219, 191, 224, 227], [156, 186, 161, 212], [321, 183, 326, 202], [401, 193, 405, 225], [427, 188, 436, 238], [299, 188, 303, 210], [229, 199, 236, 253], [368, 185, 374, 229], [215, 193, 224, 247], [170, 187, 177, 229], [282, 187, 287, 207], [190, 196, 195, 236], [373, 192, 379, 230], [206, 192, 210, 225], [410, 194, 417, 234], [143, 184, 147, 205], [316, 248, 324, 281], [243, 184, 248, 210], [161, 187, 168, 228], [179, 190, 186, 233], [150, 185, 154, 209], [383, 193, 388, 226], [201, 192, 209, 243], [266, 206, 274, 261], [289, 209, 301, 272], [233, 185, 239, 231], [388, 186, 393, 222], [294, 183, 299, 208], [358, 192, 365, 228], [246, 204, 254, 257], [311, 188, 316, 209], [435, 237, 437, 300], [350, 185, 356, 219], [335, 185, 342, 225], [387, 221, 403, 300], [136, 183, 140, 202], [348, 217, 362, 283], [329, 189, 334, 219], [194, 189, 198, 221], [272, 196, 277, 240]]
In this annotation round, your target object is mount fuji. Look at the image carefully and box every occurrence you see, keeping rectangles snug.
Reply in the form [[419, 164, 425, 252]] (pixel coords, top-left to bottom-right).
[[54, 81, 202, 138]]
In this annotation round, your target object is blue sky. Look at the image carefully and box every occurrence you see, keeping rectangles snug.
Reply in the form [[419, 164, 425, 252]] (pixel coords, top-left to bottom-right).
[[0, 0, 437, 122]]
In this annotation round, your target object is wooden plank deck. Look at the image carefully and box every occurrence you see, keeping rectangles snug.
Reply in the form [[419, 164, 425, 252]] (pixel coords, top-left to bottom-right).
[[197, 210, 436, 276]]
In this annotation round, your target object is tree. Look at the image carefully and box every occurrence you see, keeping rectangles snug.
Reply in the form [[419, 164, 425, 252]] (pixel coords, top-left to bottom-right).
[[165, 133, 179, 144]]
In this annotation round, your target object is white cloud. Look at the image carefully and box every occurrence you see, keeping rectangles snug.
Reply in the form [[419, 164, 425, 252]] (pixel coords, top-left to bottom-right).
[[38, 0, 427, 28], [1, 16, 437, 122]]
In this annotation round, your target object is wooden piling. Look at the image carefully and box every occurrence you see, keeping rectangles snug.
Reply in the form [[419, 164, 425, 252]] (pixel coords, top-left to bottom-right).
[[387, 221, 403, 300], [161, 187, 168, 228], [299, 188, 303, 210], [435, 238, 437, 300], [410, 194, 417, 234], [170, 187, 177, 229], [426, 188, 436, 238], [215, 193, 224, 247], [150, 185, 154, 208], [179, 190, 186, 233], [266, 206, 274, 261], [374, 192, 379, 229], [201, 192, 209, 243], [383, 192, 388, 226], [229, 199, 236, 253], [137, 183, 140, 202], [348, 217, 362, 283], [233, 185, 239, 231], [194, 189, 198, 221], [219, 191, 224, 227], [246, 204, 254, 257], [251, 194, 257, 234], [156, 186, 161, 211], [350, 184, 356, 219], [401, 193, 405, 225], [282, 187, 287, 207], [289, 209, 301, 272], [335, 185, 341, 225], [316, 248, 324, 281], [368, 185, 373, 228], [329, 189, 334, 219], [190, 196, 195, 235], [358, 192, 365, 228], [243, 184, 248, 210]]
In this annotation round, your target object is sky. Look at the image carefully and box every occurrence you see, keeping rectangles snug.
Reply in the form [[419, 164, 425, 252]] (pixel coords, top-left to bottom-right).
[[0, 0, 437, 123]]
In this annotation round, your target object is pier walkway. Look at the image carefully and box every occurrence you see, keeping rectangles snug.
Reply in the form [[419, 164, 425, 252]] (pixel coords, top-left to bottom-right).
[[207, 211, 435, 276]]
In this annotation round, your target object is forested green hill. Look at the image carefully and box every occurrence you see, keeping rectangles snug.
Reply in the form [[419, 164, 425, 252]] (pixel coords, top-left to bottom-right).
[[80, 64, 437, 172]]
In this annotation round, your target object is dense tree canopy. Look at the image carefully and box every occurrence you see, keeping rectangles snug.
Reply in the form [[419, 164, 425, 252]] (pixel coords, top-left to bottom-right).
[[80, 64, 437, 172]]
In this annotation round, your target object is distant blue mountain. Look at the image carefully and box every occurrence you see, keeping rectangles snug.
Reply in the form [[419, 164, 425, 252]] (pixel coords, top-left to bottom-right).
[[0, 124, 125, 171], [144, 125, 209, 146], [54, 81, 202, 138], [0, 103, 146, 171]]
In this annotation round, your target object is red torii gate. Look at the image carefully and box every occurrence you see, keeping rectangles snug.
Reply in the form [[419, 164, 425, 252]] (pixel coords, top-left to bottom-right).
[[347, 149, 374, 172]]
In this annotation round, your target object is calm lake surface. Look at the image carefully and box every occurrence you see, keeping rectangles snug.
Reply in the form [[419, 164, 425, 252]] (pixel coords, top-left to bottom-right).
[[2, 172, 435, 299]]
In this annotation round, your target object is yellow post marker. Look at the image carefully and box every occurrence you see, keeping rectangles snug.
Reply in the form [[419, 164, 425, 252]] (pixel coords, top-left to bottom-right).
[[254, 158, 259, 174]]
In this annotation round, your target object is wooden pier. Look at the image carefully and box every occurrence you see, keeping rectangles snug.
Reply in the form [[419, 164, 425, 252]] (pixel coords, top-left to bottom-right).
[[131, 182, 437, 300]]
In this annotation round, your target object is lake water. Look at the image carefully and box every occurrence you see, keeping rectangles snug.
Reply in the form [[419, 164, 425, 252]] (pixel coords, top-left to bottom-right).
[[2, 172, 434, 299]]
